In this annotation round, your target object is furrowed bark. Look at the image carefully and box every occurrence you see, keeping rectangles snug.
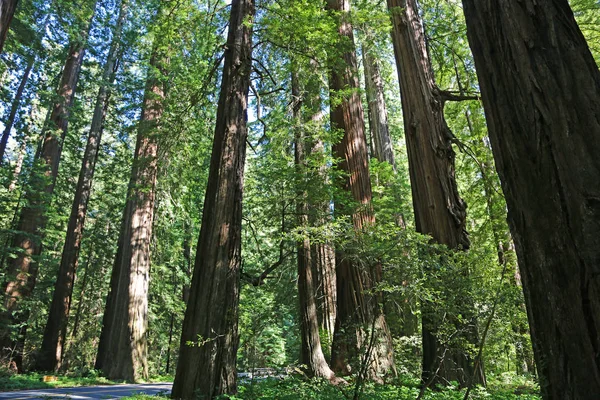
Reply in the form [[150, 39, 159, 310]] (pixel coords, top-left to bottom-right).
[[326, 0, 395, 379], [171, 0, 255, 398], [387, 0, 483, 387], [95, 28, 166, 382], [461, 1, 600, 398]]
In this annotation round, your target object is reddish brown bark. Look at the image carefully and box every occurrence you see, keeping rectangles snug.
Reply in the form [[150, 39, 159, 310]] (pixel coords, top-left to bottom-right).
[[292, 68, 338, 381], [36, 0, 128, 373], [313, 241, 336, 341], [94, 40, 166, 381], [0, 7, 94, 371], [0, 0, 18, 54], [326, 0, 395, 379], [387, 0, 482, 387], [171, 0, 255, 398], [462, 1, 600, 398]]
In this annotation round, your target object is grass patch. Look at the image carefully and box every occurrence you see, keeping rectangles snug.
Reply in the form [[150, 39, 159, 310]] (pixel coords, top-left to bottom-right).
[[0, 372, 116, 392]]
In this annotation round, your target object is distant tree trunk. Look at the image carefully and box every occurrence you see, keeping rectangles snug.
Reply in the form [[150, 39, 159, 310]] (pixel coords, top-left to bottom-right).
[[362, 48, 395, 167], [387, 0, 483, 387], [94, 35, 166, 382], [297, 59, 337, 348], [362, 41, 415, 335], [8, 139, 25, 191], [171, 0, 254, 398], [326, 0, 395, 379], [0, 6, 94, 371], [0, 0, 18, 54], [0, 57, 33, 163], [36, 0, 128, 373], [461, 1, 600, 398], [292, 68, 337, 381]]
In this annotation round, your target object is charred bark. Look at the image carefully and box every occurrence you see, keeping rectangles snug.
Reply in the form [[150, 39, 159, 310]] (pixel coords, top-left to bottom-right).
[[387, 0, 483, 387], [171, 0, 254, 398], [36, 0, 128, 373], [0, 6, 94, 371], [326, 0, 395, 379], [95, 33, 165, 382], [461, 1, 600, 398]]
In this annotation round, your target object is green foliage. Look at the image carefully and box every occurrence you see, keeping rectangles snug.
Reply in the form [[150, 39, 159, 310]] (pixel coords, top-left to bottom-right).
[[219, 376, 540, 400]]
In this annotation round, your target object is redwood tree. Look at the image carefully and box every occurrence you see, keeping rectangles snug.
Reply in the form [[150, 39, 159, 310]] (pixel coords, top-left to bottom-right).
[[461, 1, 600, 398], [326, 0, 395, 379], [36, 0, 129, 372], [387, 0, 483, 387], [171, 0, 255, 397], [0, 0, 18, 54], [292, 67, 338, 381], [0, 3, 95, 370], [94, 34, 167, 380]]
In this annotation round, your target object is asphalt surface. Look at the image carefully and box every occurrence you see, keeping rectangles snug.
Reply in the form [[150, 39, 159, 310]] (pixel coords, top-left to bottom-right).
[[0, 383, 172, 399]]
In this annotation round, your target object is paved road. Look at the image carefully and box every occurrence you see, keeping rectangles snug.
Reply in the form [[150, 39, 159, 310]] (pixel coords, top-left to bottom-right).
[[0, 383, 172, 399]]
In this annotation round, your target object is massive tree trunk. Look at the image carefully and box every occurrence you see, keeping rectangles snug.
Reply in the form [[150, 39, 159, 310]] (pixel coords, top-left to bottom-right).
[[461, 1, 600, 398], [0, 6, 94, 371], [0, 0, 18, 54], [0, 57, 33, 163], [387, 0, 483, 387], [326, 0, 395, 379], [292, 68, 337, 381], [171, 0, 254, 398], [36, 0, 128, 373], [94, 36, 166, 382]]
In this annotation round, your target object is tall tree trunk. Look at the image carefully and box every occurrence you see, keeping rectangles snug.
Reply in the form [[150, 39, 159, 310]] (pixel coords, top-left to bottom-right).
[[326, 0, 395, 379], [461, 1, 600, 398], [36, 0, 128, 373], [0, 5, 94, 371], [362, 48, 395, 167], [387, 0, 483, 387], [94, 35, 166, 382], [0, 0, 18, 54], [362, 41, 415, 335], [0, 57, 33, 163], [292, 68, 337, 381], [171, 0, 254, 398]]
